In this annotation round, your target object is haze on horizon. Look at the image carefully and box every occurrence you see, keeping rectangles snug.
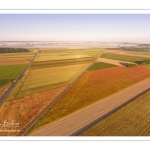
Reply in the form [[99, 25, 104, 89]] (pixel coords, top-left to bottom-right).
[[0, 14, 150, 43]]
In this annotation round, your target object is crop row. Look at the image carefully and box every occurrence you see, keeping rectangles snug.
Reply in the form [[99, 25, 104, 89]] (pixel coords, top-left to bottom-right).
[[7, 63, 90, 100], [80, 90, 150, 136], [31, 66, 150, 131]]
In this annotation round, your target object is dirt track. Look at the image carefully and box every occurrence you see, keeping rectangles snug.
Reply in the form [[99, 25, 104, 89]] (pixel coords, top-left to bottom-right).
[[97, 58, 133, 66], [29, 77, 150, 136]]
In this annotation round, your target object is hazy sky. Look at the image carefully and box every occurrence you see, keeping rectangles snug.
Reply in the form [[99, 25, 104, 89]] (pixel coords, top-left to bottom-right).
[[0, 14, 150, 42]]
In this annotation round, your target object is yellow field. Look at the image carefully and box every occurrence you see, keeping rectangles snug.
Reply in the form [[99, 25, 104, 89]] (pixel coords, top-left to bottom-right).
[[35, 49, 102, 62], [35, 54, 92, 61], [7, 63, 90, 100]]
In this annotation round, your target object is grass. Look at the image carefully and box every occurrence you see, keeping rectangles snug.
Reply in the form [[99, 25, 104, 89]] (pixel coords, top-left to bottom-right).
[[101, 53, 150, 64], [28, 66, 150, 133], [127, 63, 137, 68], [0, 64, 27, 87], [87, 62, 116, 71], [80, 90, 150, 136], [0, 79, 11, 88]]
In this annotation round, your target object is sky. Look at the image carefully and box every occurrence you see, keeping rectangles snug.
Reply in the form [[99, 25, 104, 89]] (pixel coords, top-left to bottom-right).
[[0, 14, 150, 42]]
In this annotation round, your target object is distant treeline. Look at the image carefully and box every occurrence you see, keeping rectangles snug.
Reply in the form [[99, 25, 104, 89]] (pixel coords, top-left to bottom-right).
[[0, 48, 30, 53], [107, 46, 150, 52], [138, 44, 150, 47], [120, 46, 150, 52]]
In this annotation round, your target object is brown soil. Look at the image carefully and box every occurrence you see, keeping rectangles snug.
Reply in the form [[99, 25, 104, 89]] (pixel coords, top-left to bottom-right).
[[0, 86, 67, 136]]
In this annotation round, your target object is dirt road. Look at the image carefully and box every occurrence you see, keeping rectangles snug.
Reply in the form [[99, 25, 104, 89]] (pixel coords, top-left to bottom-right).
[[97, 58, 134, 66], [29, 77, 150, 136]]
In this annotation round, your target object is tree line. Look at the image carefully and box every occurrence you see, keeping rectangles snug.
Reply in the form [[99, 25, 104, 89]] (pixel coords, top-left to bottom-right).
[[0, 48, 30, 53], [107, 46, 150, 52]]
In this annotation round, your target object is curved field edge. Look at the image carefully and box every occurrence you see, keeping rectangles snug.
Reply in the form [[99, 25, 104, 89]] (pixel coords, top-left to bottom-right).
[[27, 66, 150, 134], [80, 90, 150, 136]]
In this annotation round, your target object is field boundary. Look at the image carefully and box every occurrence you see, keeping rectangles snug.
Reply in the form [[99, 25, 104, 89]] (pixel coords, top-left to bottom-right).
[[28, 77, 150, 136], [72, 88, 150, 136], [18, 52, 103, 136]]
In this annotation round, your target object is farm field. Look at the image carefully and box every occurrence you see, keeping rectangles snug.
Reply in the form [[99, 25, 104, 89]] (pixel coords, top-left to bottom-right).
[[130, 51, 150, 55], [0, 49, 37, 99], [101, 53, 150, 63], [35, 49, 102, 62], [29, 65, 150, 132], [0, 64, 27, 98], [7, 49, 102, 100], [0, 86, 67, 136], [7, 63, 90, 100], [87, 62, 116, 71], [0, 64, 27, 84], [0, 48, 102, 136], [144, 64, 150, 68], [80, 90, 150, 136], [105, 50, 150, 58], [0, 51, 36, 65], [96, 57, 133, 66]]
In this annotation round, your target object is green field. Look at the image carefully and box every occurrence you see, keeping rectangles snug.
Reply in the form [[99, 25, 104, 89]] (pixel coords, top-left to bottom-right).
[[80, 90, 150, 136], [0, 64, 27, 88], [87, 62, 116, 71], [101, 53, 150, 64]]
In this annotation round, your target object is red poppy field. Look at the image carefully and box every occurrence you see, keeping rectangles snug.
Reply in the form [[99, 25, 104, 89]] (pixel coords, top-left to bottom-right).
[[31, 66, 150, 131]]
